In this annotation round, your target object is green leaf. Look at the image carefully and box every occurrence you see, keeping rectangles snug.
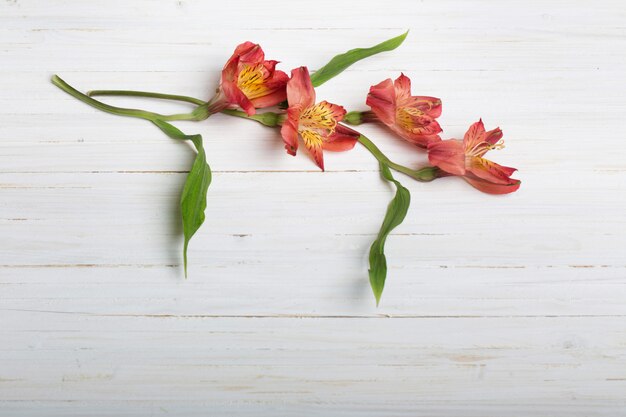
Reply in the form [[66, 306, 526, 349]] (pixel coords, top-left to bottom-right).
[[310, 31, 408, 87], [368, 162, 411, 305], [152, 119, 212, 277]]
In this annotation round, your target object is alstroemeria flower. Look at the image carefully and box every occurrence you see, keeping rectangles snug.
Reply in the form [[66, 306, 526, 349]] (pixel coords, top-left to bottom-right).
[[427, 119, 520, 194], [366, 73, 442, 147], [211, 42, 288, 116], [280, 66, 359, 171]]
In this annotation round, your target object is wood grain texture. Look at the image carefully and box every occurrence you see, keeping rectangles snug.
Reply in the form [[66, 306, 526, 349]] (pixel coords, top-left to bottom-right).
[[1, 0, 625, 415]]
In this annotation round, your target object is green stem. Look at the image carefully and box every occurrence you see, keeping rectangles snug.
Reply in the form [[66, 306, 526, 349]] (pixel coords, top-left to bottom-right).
[[220, 108, 252, 121], [357, 135, 438, 182], [87, 89, 206, 106], [51, 75, 208, 122], [220, 108, 284, 127]]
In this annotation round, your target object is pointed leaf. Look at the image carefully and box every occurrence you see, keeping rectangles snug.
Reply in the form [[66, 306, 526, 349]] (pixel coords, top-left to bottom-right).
[[310, 31, 408, 87], [368, 162, 411, 305], [152, 119, 212, 277]]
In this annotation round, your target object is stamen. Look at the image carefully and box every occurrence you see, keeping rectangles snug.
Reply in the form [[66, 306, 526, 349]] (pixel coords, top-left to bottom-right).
[[299, 103, 338, 134], [300, 129, 324, 149], [467, 139, 505, 158], [237, 64, 270, 100], [396, 107, 424, 130], [491, 139, 505, 150]]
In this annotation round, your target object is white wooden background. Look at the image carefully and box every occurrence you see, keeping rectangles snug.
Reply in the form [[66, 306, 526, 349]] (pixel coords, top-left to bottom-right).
[[1, 0, 625, 415]]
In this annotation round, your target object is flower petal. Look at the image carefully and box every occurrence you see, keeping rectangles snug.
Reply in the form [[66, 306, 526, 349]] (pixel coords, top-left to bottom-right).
[[323, 124, 360, 152], [246, 62, 288, 107], [409, 96, 442, 118], [235, 42, 264, 65], [221, 80, 255, 116], [393, 73, 412, 102], [236, 63, 272, 99], [463, 119, 486, 151], [280, 117, 299, 156], [392, 110, 442, 147], [263, 66, 289, 89], [300, 129, 325, 170], [222, 42, 261, 81], [464, 174, 521, 194], [427, 139, 466, 176], [287, 66, 315, 109], [395, 131, 441, 148], [299, 100, 345, 133], [366, 78, 395, 126], [484, 127, 503, 146], [249, 75, 288, 108], [468, 157, 518, 184]]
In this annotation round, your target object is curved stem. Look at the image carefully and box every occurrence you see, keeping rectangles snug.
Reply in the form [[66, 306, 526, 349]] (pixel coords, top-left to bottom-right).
[[87, 89, 206, 106], [220, 108, 251, 120], [220, 108, 284, 127], [51, 75, 208, 122], [357, 134, 438, 182]]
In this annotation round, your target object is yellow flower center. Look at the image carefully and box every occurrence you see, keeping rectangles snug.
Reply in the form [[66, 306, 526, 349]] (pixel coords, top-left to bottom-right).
[[297, 101, 339, 148], [396, 106, 424, 131], [237, 63, 271, 100]]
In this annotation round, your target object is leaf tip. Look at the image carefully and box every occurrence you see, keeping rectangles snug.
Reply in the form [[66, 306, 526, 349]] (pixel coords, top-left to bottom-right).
[[183, 242, 189, 279], [369, 268, 384, 307], [394, 30, 410, 47]]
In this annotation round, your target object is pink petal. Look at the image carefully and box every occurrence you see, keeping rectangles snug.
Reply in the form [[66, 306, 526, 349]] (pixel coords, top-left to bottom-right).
[[427, 139, 466, 176], [286, 67, 315, 109], [260, 62, 288, 90], [484, 127, 503, 146], [249, 84, 287, 108], [221, 54, 240, 87], [467, 157, 518, 184], [395, 131, 441, 148], [265, 68, 289, 88], [230, 42, 259, 58], [463, 119, 487, 150], [366, 78, 396, 126], [464, 174, 521, 195], [390, 115, 442, 148], [280, 117, 299, 156], [221, 79, 256, 115], [393, 73, 412, 101], [236, 42, 264, 65], [248, 65, 288, 109], [262, 59, 279, 73], [308, 143, 325, 171], [319, 100, 347, 122], [323, 124, 360, 152], [222, 42, 258, 81], [411, 96, 442, 118]]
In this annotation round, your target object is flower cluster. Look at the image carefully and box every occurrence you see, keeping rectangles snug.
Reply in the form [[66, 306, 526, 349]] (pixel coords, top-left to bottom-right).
[[52, 33, 521, 304], [212, 42, 520, 194]]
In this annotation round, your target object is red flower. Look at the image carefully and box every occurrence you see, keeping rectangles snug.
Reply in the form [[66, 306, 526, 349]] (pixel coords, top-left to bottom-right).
[[366, 73, 442, 147], [427, 120, 520, 194], [211, 42, 288, 116], [280, 67, 360, 171]]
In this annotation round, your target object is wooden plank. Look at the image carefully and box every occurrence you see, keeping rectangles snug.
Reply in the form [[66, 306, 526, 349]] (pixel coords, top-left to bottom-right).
[[1, 0, 626, 415], [1, 314, 626, 415]]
